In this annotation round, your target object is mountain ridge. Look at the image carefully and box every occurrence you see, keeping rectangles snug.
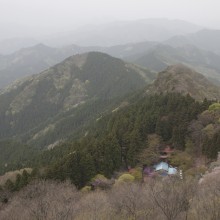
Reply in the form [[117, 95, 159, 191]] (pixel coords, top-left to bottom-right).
[[0, 51, 154, 147], [146, 64, 220, 101], [44, 18, 202, 47], [165, 29, 220, 55], [131, 44, 220, 85]]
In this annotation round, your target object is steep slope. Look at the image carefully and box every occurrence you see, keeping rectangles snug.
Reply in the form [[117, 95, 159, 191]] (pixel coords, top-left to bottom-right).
[[132, 44, 220, 85], [1, 64, 218, 177], [146, 64, 220, 101], [0, 52, 154, 147], [0, 44, 98, 89], [0, 44, 62, 89], [4, 35, 220, 90], [0, 42, 156, 89], [41, 93, 208, 188]]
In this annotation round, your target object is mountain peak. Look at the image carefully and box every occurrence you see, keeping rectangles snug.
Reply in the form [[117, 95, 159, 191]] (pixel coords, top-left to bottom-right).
[[33, 43, 49, 48], [63, 51, 116, 69], [165, 64, 194, 74], [0, 52, 155, 147], [146, 65, 220, 101]]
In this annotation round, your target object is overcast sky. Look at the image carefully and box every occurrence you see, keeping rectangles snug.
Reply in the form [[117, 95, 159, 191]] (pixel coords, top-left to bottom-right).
[[1, 0, 220, 37]]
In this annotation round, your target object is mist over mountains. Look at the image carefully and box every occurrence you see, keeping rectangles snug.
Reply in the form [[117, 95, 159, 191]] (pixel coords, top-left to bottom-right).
[[0, 18, 202, 55], [1, 14, 220, 216], [1, 0, 220, 218], [1, 22, 220, 90], [165, 29, 220, 55], [43, 18, 202, 47], [130, 44, 220, 85], [0, 48, 219, 151]]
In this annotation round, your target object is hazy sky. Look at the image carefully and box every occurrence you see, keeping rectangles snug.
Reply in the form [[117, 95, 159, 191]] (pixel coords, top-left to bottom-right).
[[1, 0, 220, 36]]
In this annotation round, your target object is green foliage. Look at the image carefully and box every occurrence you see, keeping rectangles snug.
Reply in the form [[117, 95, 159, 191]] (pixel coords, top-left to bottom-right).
[[0, 140, 37, 175], [146, 64, 220, 101], [4, 169, 32, 192], [0, 52, 153, 148], [91, 174, 107, 182], [4, 179, 14, 191], [202, 133, 220, 159], [0, 53, 155, 174], [43, 93, 207, 188], [203, 124, 215, 138], [0, 93, 210, 188], [208, 103, 220, 111], [46, 143, 96, 188], [190, 104, 220, 159], [117, 173, 135, 183], [129, 168, 142, 181], [170, 151, 193, 171], [81, 186, 91, 192], [137, 134, 161, 166]]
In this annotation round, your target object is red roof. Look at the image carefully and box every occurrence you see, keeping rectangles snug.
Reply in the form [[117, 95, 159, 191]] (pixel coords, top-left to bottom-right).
[[163, 146, 174, 153]]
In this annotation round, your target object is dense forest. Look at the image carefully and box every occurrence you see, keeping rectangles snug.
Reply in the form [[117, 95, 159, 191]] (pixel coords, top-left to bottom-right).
[[1, 92, 220, 189], [0, 92, 220, 220], [39, 93, 214, 188], [0, 52, 154, 148]]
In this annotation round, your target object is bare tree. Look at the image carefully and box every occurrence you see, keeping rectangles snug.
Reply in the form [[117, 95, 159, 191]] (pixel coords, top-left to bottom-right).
[[149, 177, 196, 220], [0, 180, 81, 220], [190, 174, 220, 220], [75, 191, 113, 220], [2, 175, 220, 220], [109, 182, 156, 220]]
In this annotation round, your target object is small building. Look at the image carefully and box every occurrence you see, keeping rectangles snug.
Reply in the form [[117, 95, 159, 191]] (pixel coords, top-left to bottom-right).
[[168, 167, 178, 175], [154, 162, 169, 176], [154, 161, 177, 176], [142, 146, 178, 181], [155, 162, 169, 172]]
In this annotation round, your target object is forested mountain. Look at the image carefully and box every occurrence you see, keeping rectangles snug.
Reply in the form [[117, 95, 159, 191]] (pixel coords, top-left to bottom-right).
[[0, 52, 154, 148], [41, 93, 211, 188], [0, 44, 101, 89], [1, 1, 220, 218], [0, 44, 60, 89], [0, 41, 157, 89], [129, 44, 220, 85], [33, 66, 220, 187], [165, 29, 220, 55], [146, 64, 220, 101], [2, 32, 220, 89], [1, 64, 220, 184], [0, 48, 220, 185]]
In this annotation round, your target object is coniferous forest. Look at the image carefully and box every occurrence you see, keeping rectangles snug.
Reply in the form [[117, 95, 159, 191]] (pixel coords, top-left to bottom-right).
[[2, 93, 216, 187], [1, 92, 220, 220]]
